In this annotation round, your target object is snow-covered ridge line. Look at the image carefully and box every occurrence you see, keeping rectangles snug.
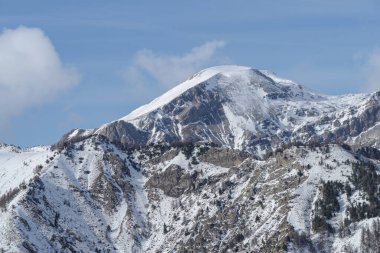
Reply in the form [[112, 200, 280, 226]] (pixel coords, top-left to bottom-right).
[[0, 143, 50, 153]]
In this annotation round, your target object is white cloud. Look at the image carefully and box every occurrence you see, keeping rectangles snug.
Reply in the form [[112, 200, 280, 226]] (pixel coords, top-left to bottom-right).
[[0, 26, 79, 126], [363, 49, 380, 92], [123, 40, 226, 89]]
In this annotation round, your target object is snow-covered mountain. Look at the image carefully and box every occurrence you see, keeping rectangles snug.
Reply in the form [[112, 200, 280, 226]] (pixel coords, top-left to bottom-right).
[[60, 65, 380, 155], [1, 65, 380, 252]]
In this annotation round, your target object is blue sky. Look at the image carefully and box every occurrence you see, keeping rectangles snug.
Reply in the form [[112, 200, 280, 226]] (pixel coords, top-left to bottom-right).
[[1, 0, 380, 146]]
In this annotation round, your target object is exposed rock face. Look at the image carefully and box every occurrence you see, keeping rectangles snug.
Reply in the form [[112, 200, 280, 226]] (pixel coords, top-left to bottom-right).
[[198, 148, 249, 167], [146, 164, 197, 198], [95, 121, 150, 148]]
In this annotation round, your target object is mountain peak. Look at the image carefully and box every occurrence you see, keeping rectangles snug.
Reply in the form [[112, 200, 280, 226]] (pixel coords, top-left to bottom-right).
[[188, 65, 251, 79], [122, 65, 253, 121], [121, 65, 297, 121], [66, 66, 376, 155]]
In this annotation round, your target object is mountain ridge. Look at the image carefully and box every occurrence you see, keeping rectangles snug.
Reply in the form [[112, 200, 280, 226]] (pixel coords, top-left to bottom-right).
[[58, 65, 378, 155]]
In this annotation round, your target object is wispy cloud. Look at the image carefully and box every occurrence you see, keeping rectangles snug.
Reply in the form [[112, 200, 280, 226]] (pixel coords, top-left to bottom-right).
[[0, 26, 80, 127], [122, 40, 226, 91]]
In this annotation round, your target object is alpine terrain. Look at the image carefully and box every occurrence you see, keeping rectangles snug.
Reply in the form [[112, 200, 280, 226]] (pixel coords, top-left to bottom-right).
[[1, 65, 380, 252]]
